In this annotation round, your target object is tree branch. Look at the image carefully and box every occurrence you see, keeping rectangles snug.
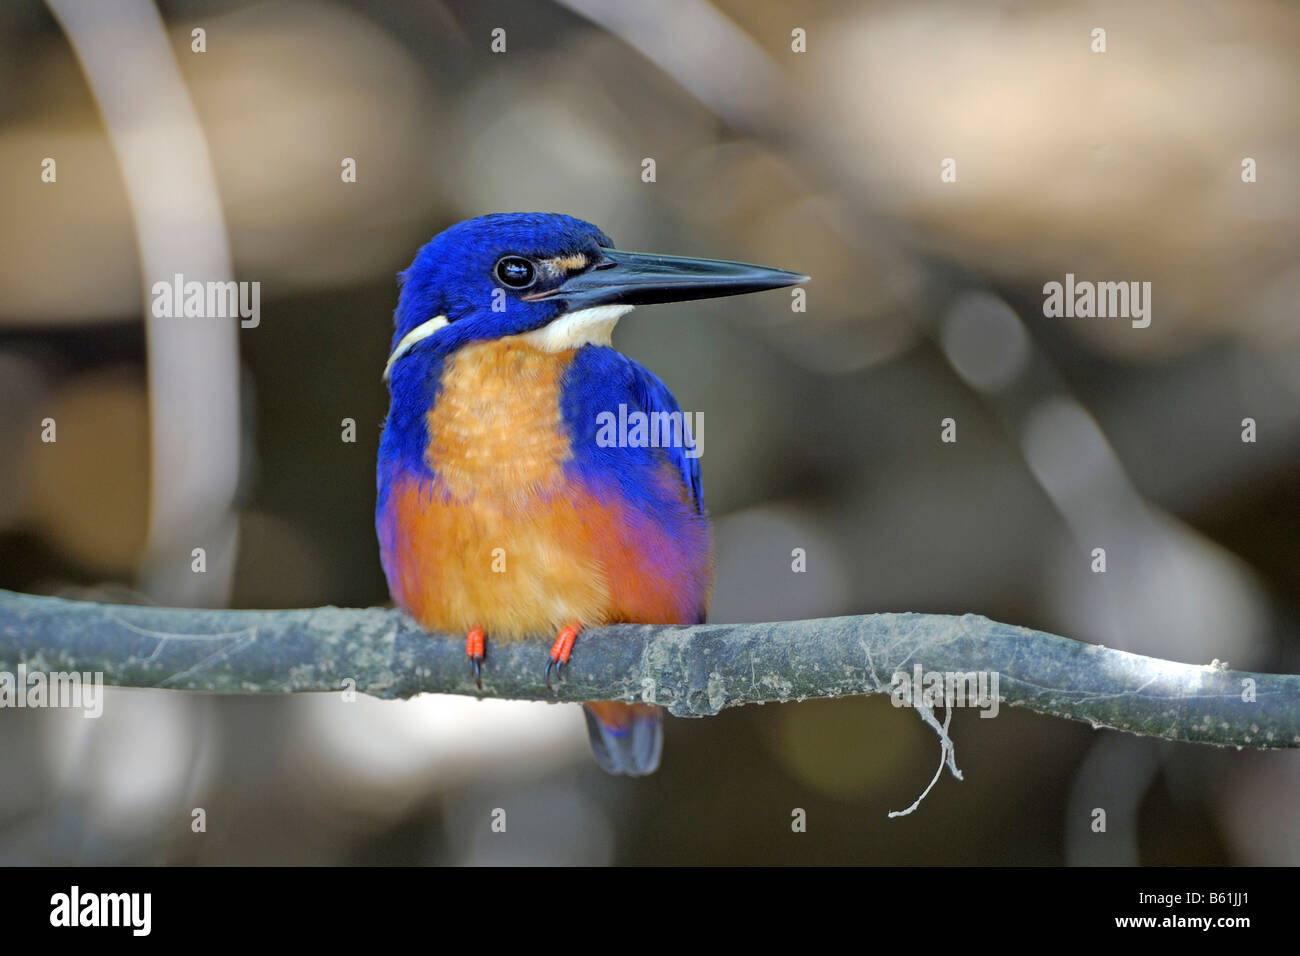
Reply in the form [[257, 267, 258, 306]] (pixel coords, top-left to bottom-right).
[[0, 589, 1295, 750]]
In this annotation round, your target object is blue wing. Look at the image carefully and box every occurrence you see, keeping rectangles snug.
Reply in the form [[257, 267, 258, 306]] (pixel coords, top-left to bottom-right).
[[627, 358, 703, 514], [559, 345, 703, 515]]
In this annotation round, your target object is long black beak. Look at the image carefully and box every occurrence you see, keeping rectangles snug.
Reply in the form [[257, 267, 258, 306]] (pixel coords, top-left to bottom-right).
[[529, 247, 808, 310]]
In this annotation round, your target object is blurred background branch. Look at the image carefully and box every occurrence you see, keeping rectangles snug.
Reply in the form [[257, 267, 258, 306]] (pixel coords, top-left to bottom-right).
[[2, 589, 1295, 751], [46, 0, 240, 606]]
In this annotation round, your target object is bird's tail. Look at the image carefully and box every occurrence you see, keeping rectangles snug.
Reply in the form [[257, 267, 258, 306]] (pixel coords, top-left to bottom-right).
[[582, 702, 663, 776]]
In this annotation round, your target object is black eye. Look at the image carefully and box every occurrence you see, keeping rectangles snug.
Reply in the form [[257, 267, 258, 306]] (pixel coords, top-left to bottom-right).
[[494, 256, 536, 289]]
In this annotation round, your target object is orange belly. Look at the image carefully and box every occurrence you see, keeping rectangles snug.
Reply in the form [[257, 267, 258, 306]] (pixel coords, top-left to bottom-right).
[[377, 337, 712, 638]]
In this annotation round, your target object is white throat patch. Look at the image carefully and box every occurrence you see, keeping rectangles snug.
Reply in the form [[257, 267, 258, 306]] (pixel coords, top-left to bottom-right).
[[520, 304, 634, 353], [383, 304, 633, 379]]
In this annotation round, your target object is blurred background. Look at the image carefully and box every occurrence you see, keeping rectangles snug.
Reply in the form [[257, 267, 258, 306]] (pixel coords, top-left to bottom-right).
[[1, 0, 1297, 864]]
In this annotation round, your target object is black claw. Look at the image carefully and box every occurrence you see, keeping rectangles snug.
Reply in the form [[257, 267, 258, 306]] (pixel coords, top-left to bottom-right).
[[545, 657, 557, 692], [472, 657, 482, 690]]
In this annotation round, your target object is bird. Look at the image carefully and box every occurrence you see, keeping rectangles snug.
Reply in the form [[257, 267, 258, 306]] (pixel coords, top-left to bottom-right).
[[375, 212, 806, 775]]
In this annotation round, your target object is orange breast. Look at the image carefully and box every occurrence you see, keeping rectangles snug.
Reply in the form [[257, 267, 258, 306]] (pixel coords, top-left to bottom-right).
[[377, 337, 712, 638]]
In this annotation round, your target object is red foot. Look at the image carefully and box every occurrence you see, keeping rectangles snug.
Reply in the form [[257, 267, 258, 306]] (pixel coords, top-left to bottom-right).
[[545, 623, 581, 691], [466, 626, 485, 689]]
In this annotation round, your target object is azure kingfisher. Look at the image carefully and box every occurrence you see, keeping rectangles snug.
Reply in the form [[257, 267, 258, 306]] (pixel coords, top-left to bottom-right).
[[376, 212, 806, 775]]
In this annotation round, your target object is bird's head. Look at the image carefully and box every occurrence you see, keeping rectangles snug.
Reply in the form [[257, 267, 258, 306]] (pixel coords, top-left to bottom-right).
[[383, 212, 807, 381]]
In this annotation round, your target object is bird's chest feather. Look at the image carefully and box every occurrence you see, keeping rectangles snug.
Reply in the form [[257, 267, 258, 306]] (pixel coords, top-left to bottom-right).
[[424, 339, 574, 497], [377, 339, 712, 637]]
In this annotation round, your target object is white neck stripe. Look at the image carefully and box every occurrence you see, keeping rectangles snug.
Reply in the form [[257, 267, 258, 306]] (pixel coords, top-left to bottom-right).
[[382, 315, 449, 381]]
